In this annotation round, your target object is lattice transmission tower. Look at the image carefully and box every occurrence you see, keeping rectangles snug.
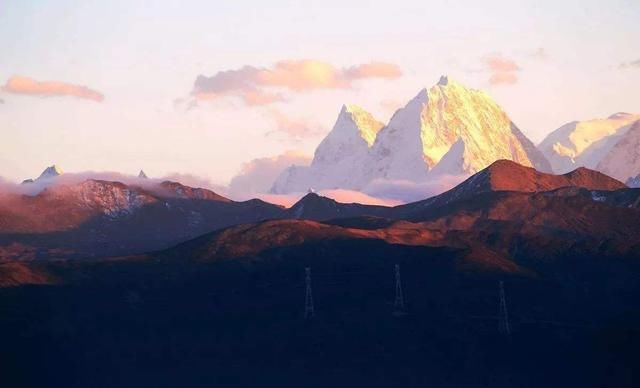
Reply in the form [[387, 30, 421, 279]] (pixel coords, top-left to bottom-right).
[[498, 280, 511, 336], [393, 264, 405, 314], [304, 267, 315, 319]]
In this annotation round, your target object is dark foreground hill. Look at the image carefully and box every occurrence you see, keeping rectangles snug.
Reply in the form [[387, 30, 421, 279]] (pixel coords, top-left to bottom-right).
[[1, 239, 638, 387], [1, 161, 639, 387]]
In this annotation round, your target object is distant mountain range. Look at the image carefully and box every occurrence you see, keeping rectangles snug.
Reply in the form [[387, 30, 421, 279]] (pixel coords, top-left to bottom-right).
[[273, 76, 551, 193], [2, 159, 640, 287], [272, 77, 640, 194], [0, 177, 281, 260]]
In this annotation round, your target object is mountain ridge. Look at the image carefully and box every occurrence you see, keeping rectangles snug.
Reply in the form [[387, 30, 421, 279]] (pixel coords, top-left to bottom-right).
[[273, 76, 552, 194]]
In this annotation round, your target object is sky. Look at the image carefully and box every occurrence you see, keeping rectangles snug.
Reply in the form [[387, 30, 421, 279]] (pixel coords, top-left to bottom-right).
[[1, 0, 639, 188]]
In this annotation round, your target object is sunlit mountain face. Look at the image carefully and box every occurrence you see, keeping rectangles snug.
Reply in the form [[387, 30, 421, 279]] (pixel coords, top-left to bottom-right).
[[272, 77, 552, 195], [2, 1, 640, 387]]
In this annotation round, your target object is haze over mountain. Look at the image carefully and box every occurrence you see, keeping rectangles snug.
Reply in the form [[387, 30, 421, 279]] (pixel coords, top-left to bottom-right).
[[272, 76, 551, 195]]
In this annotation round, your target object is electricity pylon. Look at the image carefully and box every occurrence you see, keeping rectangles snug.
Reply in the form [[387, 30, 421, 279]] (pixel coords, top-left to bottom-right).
[[498, 280, 511, 336], [393, 264, 405, 315], [304, 267, 315, 319]]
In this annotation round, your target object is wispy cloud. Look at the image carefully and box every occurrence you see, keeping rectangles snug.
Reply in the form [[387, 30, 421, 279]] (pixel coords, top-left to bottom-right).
[[264, 109, 325, 142], [484, 55, 521, 85], [619, 59, 640, 69], [2, 75, 104, 102], [190, 59, 402, 106]]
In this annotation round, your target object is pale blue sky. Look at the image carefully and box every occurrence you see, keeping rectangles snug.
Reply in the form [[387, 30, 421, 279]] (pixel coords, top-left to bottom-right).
[[1, 0, 639, 183]]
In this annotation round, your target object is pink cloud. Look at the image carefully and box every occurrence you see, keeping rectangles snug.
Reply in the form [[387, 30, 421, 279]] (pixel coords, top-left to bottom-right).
[[3, 75, 104, 102], [362, 175, 469, 203], [484, 55, 521, 85], [252, 193, 302, 207], [320, 189, 401, 207], [252, 189, 400, 208], [345, 62, 402, 79], [191, 59, 402, 105]]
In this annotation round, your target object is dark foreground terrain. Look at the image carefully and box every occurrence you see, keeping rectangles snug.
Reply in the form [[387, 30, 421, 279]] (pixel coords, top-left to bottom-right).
[[1, 240, 639, 388], [1, 161, 640, 387]]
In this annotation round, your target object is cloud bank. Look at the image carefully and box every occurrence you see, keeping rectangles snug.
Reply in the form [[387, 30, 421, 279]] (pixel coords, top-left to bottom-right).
[[362, 174, 468, 204], [229, 151, 312, 196], [190, 59, 402, 106], [2, 76, 104, 102]]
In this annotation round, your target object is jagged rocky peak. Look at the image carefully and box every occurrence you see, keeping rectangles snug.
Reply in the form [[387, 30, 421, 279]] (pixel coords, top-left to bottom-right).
[[272, 76, 550, 194], [368, 76, 551, 180], [22, 165, 63, 184], [38, 165, 63, 180], [331, 104, 384, 147], [271, 104, 384, 193], [138, 169, 148, 179]]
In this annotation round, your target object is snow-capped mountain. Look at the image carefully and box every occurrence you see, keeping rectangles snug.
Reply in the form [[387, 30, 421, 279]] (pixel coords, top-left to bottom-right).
[[271, 104, 383, 193], [596, 120, 640, 182], [22, 165, 63, 184], [0, 178, 282, 259], [538, 112, 640, 174], [627, 174, 640, 188], [272, 76, 551, 193], [367, 76, 551, 180], [38, 165, 63, 179]]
